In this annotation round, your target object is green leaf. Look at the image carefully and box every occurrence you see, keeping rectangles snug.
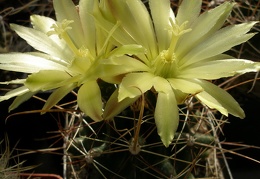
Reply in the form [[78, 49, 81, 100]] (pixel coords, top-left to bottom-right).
[[152, 77, 179, 147], [42, 83, 76, 112], [182, 22, 257, 67], [0, 53, 67, 73], [103, 88, 139, 120], [118, 72, 155, 101], [195, 79, 245, 118], [77, 80, 103, 122], [25, 70, 71, 92], [180, 59, 259, 79]]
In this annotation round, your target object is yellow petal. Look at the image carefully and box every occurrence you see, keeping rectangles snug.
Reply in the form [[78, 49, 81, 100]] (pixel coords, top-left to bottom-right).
[[0, 53, 68, 73], [0, 86, 30, 102], [180, 59, 259, 79], [98, 55, 149, 78], [107, 0, 157, 59], [10, 24, 73, 62], [149, 0, 172, 51], [181, 22, 257, 67], [195, 79, 245, 118], [77, 81, 103, 122], [53, 0, 85, 48], [118, 72, 155, 101], [9, 91, 35, 112], [177, 2, 234, 62], [103, 88, 139, 120], [79, 0, 97, 54], [42, 83, 76, 112], [25, 70, 71, 92], [196, 91, 228, 116], [151, 77, 180, 147], [175, 0, 202, 26], [168, 78, 203, 94]]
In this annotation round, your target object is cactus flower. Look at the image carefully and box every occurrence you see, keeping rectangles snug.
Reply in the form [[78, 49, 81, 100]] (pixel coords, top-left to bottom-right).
[[0, 0, 144, 121], [96, 0, 260, 147]]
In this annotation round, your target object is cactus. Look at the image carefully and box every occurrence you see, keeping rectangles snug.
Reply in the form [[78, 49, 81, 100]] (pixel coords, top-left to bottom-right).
[[0, 0, 259, 179], [63, 93, 228, 178]]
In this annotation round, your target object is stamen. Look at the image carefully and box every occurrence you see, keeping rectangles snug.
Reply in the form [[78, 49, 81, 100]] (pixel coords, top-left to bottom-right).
[[160, 50, 176, 64], [47, 19, 79, 56], [170, 20, 191, 37], [167, 19, 191, 58], [78, 46, 94, 62], [47, 19, 74, 39]]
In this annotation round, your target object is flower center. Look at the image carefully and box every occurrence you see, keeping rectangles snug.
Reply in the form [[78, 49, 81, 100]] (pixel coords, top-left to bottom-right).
[[69, 46, 95, 74], [161, 50, 176, 64], [152, 20, 192, 79], [47, 19, 96, 75], [153, 50, 178, 78]]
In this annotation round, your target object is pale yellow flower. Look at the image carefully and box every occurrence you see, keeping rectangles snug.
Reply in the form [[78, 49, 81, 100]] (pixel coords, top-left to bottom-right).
[[0, 0, 144, 121], [96, 0, 260, 146]]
